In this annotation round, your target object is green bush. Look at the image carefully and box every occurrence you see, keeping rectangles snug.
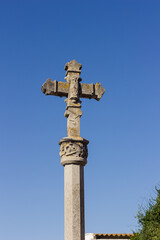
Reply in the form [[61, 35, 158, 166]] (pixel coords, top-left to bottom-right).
[[131, 187, 160, 240]]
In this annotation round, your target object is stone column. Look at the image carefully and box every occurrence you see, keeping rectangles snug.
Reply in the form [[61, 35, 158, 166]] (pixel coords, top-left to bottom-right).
[[41, 59, 105, 240], [59, 137, 89, 240]]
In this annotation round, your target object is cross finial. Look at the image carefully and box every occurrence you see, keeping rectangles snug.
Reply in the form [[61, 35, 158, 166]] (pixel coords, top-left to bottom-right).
[[65, 60, 82, 75]]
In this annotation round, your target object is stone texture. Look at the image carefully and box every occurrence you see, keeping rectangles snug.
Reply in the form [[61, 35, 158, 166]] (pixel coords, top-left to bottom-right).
[[65, 59, 82, 75], [41, 60, 105, 240], [41, 78, 105, 101], [64, 164, 85, 240], [59, 137, 89, 166]]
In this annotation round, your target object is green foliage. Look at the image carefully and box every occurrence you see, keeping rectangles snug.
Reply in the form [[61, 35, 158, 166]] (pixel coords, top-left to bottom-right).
[[131, 187, 160, 240]]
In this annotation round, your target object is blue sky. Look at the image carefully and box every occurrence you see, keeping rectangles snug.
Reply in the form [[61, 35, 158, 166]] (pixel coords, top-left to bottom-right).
[[0, 0, 160, 240]]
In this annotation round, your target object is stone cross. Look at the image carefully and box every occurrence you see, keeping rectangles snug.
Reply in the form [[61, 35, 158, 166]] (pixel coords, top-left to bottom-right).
[[41, 60, 105, 240]]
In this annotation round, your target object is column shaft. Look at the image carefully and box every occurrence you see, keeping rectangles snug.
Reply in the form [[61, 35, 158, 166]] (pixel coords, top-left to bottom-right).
[[64, 164, 85, 240]]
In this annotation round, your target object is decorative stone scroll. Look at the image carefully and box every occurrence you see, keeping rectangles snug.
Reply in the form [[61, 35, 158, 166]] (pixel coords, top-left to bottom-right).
[[59, 137, 89, 166]]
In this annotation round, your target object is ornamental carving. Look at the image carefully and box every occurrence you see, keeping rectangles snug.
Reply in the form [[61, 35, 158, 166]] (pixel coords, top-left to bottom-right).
[[60, 142, 88, 159], [59, 139, 88, 166]]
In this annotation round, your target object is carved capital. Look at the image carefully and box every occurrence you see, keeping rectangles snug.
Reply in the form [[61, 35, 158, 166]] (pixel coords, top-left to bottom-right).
[[59, 137, 89, 166]]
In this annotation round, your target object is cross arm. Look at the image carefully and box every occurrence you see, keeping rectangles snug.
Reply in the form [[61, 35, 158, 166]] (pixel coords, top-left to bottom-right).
[[41, 78, 105, 101], [41, 78, 69, 97], [80, 82, 105, 101]]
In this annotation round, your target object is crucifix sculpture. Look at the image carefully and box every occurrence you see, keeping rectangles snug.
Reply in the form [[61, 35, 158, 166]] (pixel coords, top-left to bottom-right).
[[41, 60, 105, 240]]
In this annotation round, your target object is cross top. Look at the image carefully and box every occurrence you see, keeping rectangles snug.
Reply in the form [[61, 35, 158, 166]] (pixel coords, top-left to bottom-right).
[[65, 59, 82, 75], [41, 60, 105, 138]]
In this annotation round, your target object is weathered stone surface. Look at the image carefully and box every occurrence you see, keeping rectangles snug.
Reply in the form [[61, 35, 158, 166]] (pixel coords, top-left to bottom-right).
[[41, 79, 69, 97], [65, 59, 82, 75], [81, 82, 105, 101], [59, 137, 89, 166], [41, 79, 105, 101], [64, 164, 85, 240], [41, 60, 105, 240]]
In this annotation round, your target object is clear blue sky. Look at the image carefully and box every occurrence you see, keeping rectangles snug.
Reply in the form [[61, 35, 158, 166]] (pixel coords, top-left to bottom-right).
[[0, 0, 160, 240]]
